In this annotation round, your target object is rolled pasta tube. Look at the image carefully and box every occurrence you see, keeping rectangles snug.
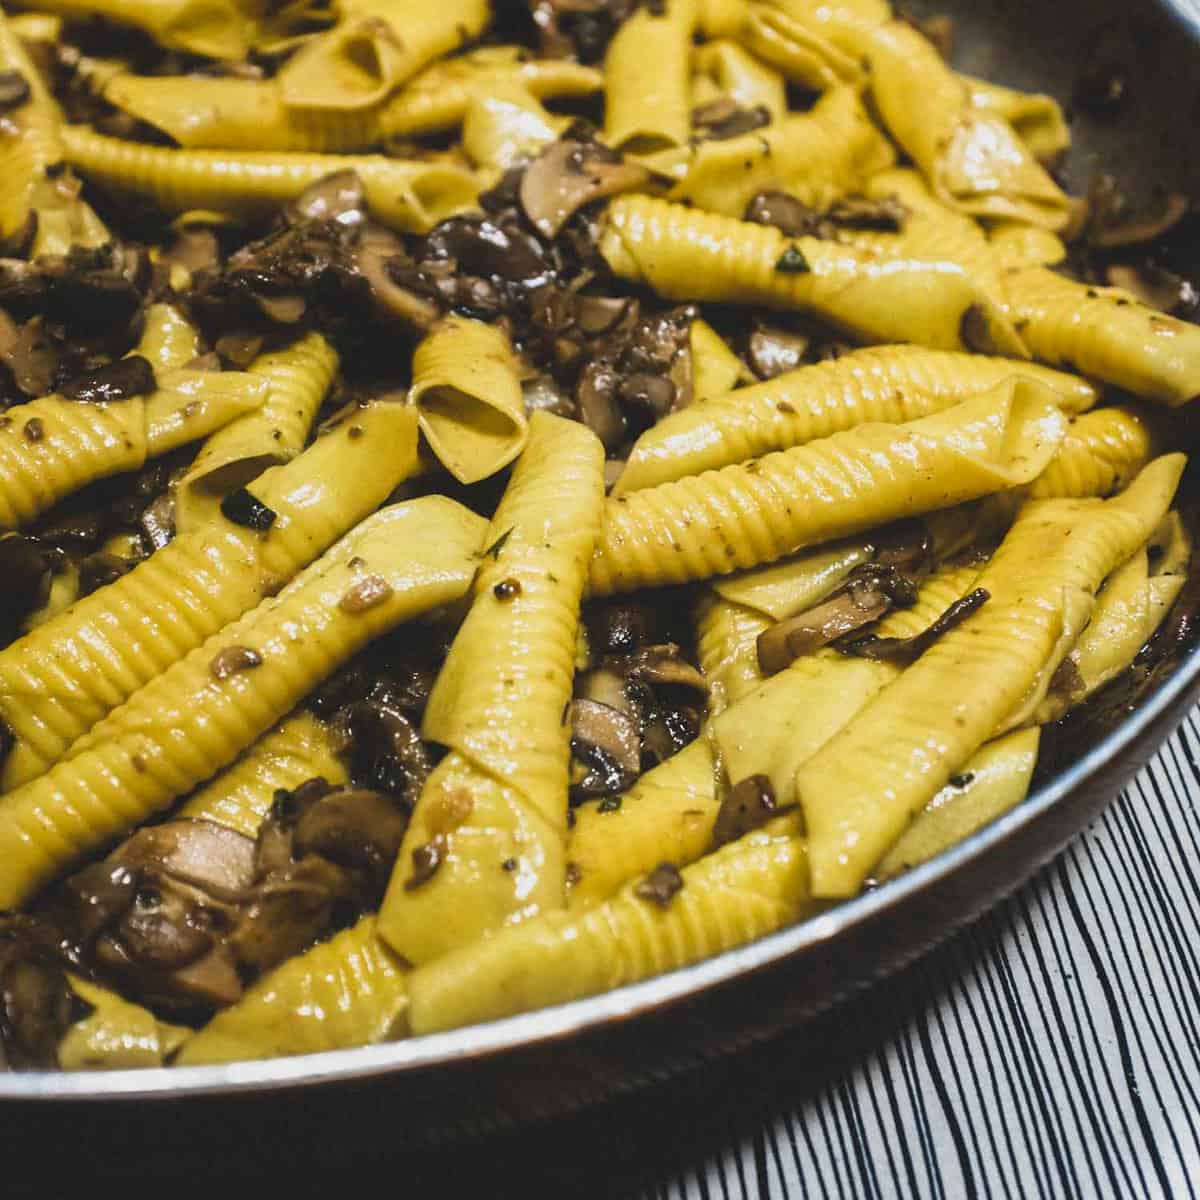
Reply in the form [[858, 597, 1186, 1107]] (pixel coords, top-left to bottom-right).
[[461, 81, 566, 173], [101, 50, 602, 152], [613, 345, 1096, 494], [176, 917, 407, 1065], [28, 0, 251, 58], [179, 710, 347, 837], [692, 40, 787, 121], [867, 21, 1073, 231], [735, 3, 865, 91], [589, 379, 1068, 596], [276, 0, 490, 111], [408, 813, 810, 1035], [58, 976, 190, 1071], [690, 319, 748, 405], [599, 195, 1025, 356], [0, 496, 487, 907], [695, 591, 773, 713], [0, 401, 421, 790], [964, 76, 1070, 165], [178, 332, 337, 510], [987, 222, 1067, 270], [797, 453, 1186, 897], [408, 315, 528, 484], [667, 87, 895, 218], [1029, 405, 1160, 500], [137, 303, 202, 372], [0, 361, 269, 531], [873, 728, 1042, 882], [697, 0, 748, 38], [378, 414, 605, 964], [1003, 267, 1200, 406], [6, 12, 64, 40], [604, 0, 695, 152], [573, 564, 985, 909], [61, 127, 479, 235]]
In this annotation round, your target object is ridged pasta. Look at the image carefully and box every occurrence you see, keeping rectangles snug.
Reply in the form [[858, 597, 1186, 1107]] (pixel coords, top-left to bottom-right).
[[179, 710, 346, 837], [614, 345, 1096, 494], [102, 49, 603, 152], [276, 0, 490, 111], [1004, 266, 1200, 405], [988, 221, 1067, 270], [462, 81, 566, 174], [0, 497, 487, 907], [665, 86, 894, 217], [408, 316, 529, 484], [694, 591, 773, 713], [377, 414, 605, 964], [58, 976, 190, 1071], [873, 728, 1042, 881], [600, 194, 1025, 355], [589, 379, 1067, 595], [1029, 405, 1159, 500], [28, 0, 251, 58], [408, 814, 810, 1035], [797, 453, 1186, 897], [176, 917, 408, 1065], [0, 401, 421, 790], [62, 126, 479, 235], [604, 0, 695, 151], [867, 21, 1073, 231]]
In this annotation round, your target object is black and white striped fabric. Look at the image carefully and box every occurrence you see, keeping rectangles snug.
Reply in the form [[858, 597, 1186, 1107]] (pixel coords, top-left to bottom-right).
[[632, 714, 1200, 1200]]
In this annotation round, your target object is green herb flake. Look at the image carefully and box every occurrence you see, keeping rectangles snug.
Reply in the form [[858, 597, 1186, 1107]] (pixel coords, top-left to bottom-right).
[[775, 245, 811, 274]]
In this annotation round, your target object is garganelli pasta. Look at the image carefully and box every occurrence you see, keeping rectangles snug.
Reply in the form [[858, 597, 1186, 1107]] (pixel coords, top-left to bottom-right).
[[0, 0, 1195, 1073]]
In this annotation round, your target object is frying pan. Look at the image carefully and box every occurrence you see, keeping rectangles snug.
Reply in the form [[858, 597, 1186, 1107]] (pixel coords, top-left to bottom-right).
[[3, 0, 1200, 1165]]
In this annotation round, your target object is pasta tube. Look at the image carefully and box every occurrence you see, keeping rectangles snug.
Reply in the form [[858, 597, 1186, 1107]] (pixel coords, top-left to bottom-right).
[[600, 194, 1025, 356], [0, 496, 487, 907], [987, 222, 1067, 270], [62, 127, 479, 234], [276, 0, 490, 111], [0, 401, 421, 790], [735, 3, 865, 91], [614, 346, 1096, 494], [589, 379, 1067, 595], [58, 976, 190, 1071], [408, 315, 528, 483], [689, 319, 748, 405], [797, 453, 1186, 897], [377, 414, 604, 964], [965, 76, 1070, 165], [867, 21, 1073, 231], [461, 81, 566, 173], [604, 0, 695, 151], [692, 39, 787, 121], [408, 813, 810, 1035], [28, 0, 251, 59], [1029, 406, 1160, 500], [872, 728, 1042, 882], [102, 49, 602, 152], [177, 917, 407, 1064], [666, 86, 895, 217], [180, 710, 346, 837], [1003, 267, 1200, 406]]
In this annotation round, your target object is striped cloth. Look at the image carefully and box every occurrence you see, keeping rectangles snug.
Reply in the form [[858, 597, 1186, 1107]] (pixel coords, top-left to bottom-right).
[[630, 712, 1200, 1199]]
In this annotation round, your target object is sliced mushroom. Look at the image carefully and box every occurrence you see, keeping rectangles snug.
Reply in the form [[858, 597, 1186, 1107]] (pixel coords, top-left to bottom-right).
[[756, 587, 892, 674], [824, 195, 908, 233], [0, 534, 54, 631], [520, 137, 653, 238], [617, 643, 709, 695], [1090, 189, 1189, 249], [292, 788, 409, 884], [745, 191, 820, 237], [334, 699, 432, 807], [746, 322, 809, 380], [711, 774, 778, 849], [842, 587, 990, 667], [587, 602, 651, 656], [3, 316, 58, 397], [570, 697, 642, 799], [577, 360, 626, 449], [353, 225, 441, 330], [286, 169, 366, 227], [1106, 263, 1199, 316], [693, 99, 771, 140]]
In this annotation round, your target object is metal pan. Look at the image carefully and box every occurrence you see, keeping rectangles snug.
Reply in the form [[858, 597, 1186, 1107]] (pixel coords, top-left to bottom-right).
[[4, 0, 1200, 1160]]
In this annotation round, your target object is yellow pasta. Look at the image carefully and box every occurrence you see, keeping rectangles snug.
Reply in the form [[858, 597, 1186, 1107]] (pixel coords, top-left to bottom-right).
[[735, 3, 865, 92], [1029, 405, 1160, 500], [867, 20, 1074, 231], [0, 401, 421, 790], [102, 49, 603, 152], [614, 345, 1096, 494], [28, 0, 251, 58], [0, 496, 487, 908], [988, 221, 1067, 270], [408, 813, 810, 1035], [664, 86, 895, 218], [692, 39, 787, 121], [604, 0, 695, 152], [58, 976, 190, 1071], [377, 414, 604, 964], [276, 0, 490, 111], [177, 917, 407, 1065], [62, 126, 479, 234], [965, 76, 1071, 165], [461, 81, 567, 174], [590, 379, 1066, 595], [797, 453, 1185, 897], [408, 315, 529, 484], [179, 709, 347, 837], [873, 728, 1042, 881], [600, 194, 1025, 355], [689, 319, 748, 404]]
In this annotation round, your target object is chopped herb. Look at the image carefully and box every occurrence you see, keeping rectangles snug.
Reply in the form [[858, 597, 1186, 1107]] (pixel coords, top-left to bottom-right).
[[635, 862, 684, 907], [481, 527, 514, 559], [774, 245, 811, 274], [221, 488, 277, 531], [598, 795, 622, 813]]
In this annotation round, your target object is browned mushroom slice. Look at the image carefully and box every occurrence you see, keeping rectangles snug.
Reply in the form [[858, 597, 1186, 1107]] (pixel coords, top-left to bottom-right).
[[619, 643, 709, 695], [756, 587, 893, 675], [1, 315, 58, 397], [746, 322, 810, 380], [352, 224, 441, 330], [842, 587, 990, 667], [1091, 191, 1189, 249], [570, 697, 642, 799], [1106, 263, 1199, 315], [333, 700, 431, 807], [711, 774, 778, 850], [292, 788, 409, 884], [0, 534, 54, 630], [286, 169, 367, 227], [824, 195, 909, 232], [577, 359, 626, 449], [692, 99, 771, 140], [520, 137, 654, 239], [744, 190, 821, 237]]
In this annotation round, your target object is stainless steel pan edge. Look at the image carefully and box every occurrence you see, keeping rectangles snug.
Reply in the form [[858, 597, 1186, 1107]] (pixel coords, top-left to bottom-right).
[[3, 0, 1200, 1146]]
